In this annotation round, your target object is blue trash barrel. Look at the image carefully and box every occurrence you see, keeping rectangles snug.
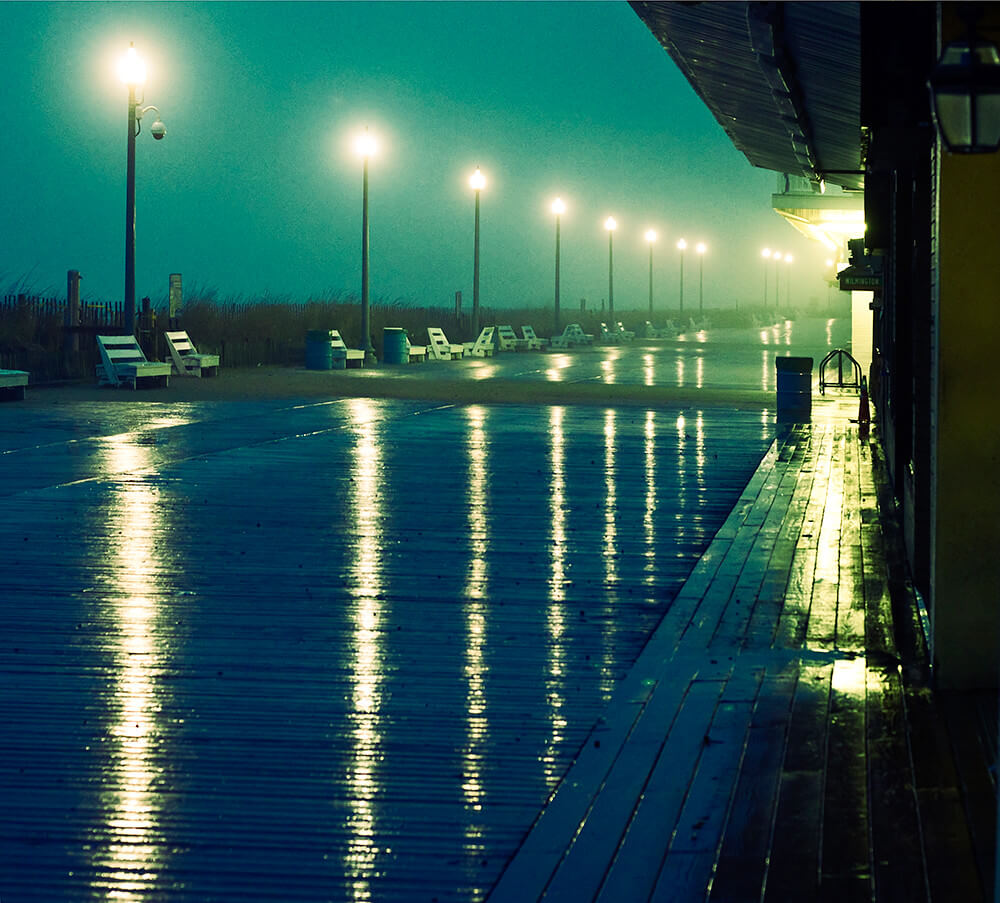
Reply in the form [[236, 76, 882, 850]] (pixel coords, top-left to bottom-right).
[[305, 330, 334, 370], [330, 347, 347, 370], [775, 356, 813, 423], [383, 327, 407, 364]]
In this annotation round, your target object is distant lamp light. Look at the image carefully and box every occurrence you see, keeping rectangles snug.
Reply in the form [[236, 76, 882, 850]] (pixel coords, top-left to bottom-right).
[[762, 247, 772, 259], [929, 33, 1000, 153], [551, 197, 566, 216], [605, 216, 617, 231], [118, 43, 147, 86], [645, 228, 657, 243], [677, 237, 687, 250], [696, 242, 707, 255], [470, 167, 486, 191]]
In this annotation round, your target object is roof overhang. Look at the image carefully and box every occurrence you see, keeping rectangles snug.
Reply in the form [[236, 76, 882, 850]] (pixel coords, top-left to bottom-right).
[[630, 1, 864, 191]]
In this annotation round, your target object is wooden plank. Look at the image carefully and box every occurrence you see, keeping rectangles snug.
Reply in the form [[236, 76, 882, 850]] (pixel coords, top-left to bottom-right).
[[594, 679, 727, 903], [710, 669, 798, 902]]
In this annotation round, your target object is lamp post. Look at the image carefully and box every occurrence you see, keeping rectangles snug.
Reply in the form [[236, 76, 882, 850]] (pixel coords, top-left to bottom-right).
[[773, 251, 783, 309], [552, 197, 565, 333], [645, 229, 657, 315], [928, 28, 1000, 153], [761, 248, 771, 308], [696, 242, 707, 313], [784, 254, 793, 307], [118, 43, 165, 338], [355, 130, 377, 360], [470, 167, 486, 335], [677, 238, 687, 314], [605, 216, 617, 317]]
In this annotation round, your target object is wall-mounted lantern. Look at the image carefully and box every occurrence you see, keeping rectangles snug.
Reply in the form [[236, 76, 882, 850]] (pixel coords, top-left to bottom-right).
[[928, 33, 1000, 153]]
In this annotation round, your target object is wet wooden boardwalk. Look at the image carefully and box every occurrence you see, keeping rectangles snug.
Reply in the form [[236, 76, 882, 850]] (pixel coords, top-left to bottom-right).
[[0, 324, 991, 901], [489, 408, 992, 902]]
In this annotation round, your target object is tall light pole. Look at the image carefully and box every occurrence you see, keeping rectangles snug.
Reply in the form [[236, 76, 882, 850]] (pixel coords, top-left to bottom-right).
[[355, 130, 377, 360], [785, 254, 793, 307], [761, 248, 772, 307], [605, 216, 617, 317], [470, 167, 486, 335], [696, 242, 707, 313], [552, 197, 565, 333], [773, 252, 783, 310], [645, 229, 657, 315], [118, 43, 165, 337], [677, 238, 687, 313]]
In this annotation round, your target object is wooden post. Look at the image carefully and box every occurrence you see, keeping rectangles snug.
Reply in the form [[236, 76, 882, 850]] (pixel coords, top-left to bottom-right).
[[65, 270, 81, 353]]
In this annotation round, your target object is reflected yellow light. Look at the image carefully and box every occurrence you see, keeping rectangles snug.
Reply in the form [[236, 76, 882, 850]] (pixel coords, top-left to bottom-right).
[[643, 411, 657, 586], [832, 657, 867, 695], [92, 434, 167, 898], [543, 407, 568, 785], [344, 398, 386, 900], [469, 167, 486, 191], [118, 44, 147, 86]]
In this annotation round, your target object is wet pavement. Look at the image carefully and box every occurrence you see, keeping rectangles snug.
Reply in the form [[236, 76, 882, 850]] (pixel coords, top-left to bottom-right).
[[7, 318, 967, 902]]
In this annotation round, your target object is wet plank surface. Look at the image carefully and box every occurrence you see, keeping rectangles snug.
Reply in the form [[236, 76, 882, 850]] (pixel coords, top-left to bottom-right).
[[0, 391, 772, 901], [489, 419, 990, 903]]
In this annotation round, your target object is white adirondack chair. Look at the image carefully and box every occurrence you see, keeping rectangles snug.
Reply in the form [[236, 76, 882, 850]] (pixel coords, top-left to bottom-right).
[[164, 330, 220, 377], [97, 335, 171, 389], [426, 327, 465, 360], [405, 335, 427, 362], [463, 326, 496, 357]]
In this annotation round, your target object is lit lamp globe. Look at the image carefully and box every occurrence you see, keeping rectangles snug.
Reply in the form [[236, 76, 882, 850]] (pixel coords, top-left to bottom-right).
[[470, 167, 486, 191], [645, 229, 657, 244], [677, 237, 687, 251], [118, 44, 147, 86], [355, 132, 377, 159], [605, 216, 617, 232], [552, 197, 566, 216]]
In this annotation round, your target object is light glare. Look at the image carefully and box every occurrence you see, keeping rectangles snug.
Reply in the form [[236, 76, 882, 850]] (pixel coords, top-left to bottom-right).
[[551, 197, 565, 215], [605, 216, 617, 232], [677, 238, 687, 250], [645, 229, 657, 243], [696, 242, 707, 254], [762, 248, 771, 258], [470, 168, 486, 191], [118, 44, 147, 87], [355, 132, 378, 158]]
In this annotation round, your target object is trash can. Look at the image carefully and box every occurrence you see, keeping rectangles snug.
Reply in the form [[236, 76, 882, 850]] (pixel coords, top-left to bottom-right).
[[775, 356, 813, 423], [330, 347, 347, 370], [383, 327, 407, 364], [305, 329, 334, 370]]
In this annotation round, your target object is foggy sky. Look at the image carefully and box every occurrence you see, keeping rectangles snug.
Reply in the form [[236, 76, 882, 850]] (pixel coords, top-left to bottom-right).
[[1, 1, 830, 311]]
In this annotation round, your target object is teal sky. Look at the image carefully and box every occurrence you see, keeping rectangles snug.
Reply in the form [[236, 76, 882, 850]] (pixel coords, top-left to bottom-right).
[[1, 1, 829, 311]]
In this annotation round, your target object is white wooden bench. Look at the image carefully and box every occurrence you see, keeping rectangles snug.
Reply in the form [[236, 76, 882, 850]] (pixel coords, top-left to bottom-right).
[[405, 335, 427, 362], [330, 330, 367, 368], [0, 369, 28, 400], [97, 335, 170, 389], [550, 323, 595, 349], [463, 326, 496, 357], [164, 330, 220, 377], [496, 325, 523, 351], [520, 325, 548, 350], [426, 327, 465, 360]]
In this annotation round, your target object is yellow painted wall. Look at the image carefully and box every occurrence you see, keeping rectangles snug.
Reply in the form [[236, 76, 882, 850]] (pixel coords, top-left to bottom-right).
[[934, 149, 1000, 688]]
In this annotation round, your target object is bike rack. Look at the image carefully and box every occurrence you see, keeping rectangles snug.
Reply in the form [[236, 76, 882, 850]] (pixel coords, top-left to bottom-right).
[[819, 348, 862, 395]]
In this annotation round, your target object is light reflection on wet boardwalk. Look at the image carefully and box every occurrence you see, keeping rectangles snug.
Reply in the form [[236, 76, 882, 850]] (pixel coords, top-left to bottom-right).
[[0, 388, 772, 900]]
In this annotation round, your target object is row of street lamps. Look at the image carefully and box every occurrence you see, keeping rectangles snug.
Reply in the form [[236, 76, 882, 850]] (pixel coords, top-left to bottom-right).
[[760, 248, 795, 309], [117, 44, 713, 347]]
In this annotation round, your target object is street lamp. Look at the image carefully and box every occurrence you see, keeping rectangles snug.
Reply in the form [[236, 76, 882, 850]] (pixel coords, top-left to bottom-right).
[[605, 216, 617, 317], [645, 229, 657, 315], [677, 238, 687, 313], [355, 130, 377, 360], [470, 167, 486, 335], [696, 242, 707, 313], [552, 197, 565, 333], [119, 43, 166, 337], [773, 251, 783, 309], [761, 248, 772, 307]]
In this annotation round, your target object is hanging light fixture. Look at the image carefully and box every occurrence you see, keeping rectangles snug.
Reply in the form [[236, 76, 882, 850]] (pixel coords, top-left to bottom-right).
[[928, 21, 1000, 153]]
